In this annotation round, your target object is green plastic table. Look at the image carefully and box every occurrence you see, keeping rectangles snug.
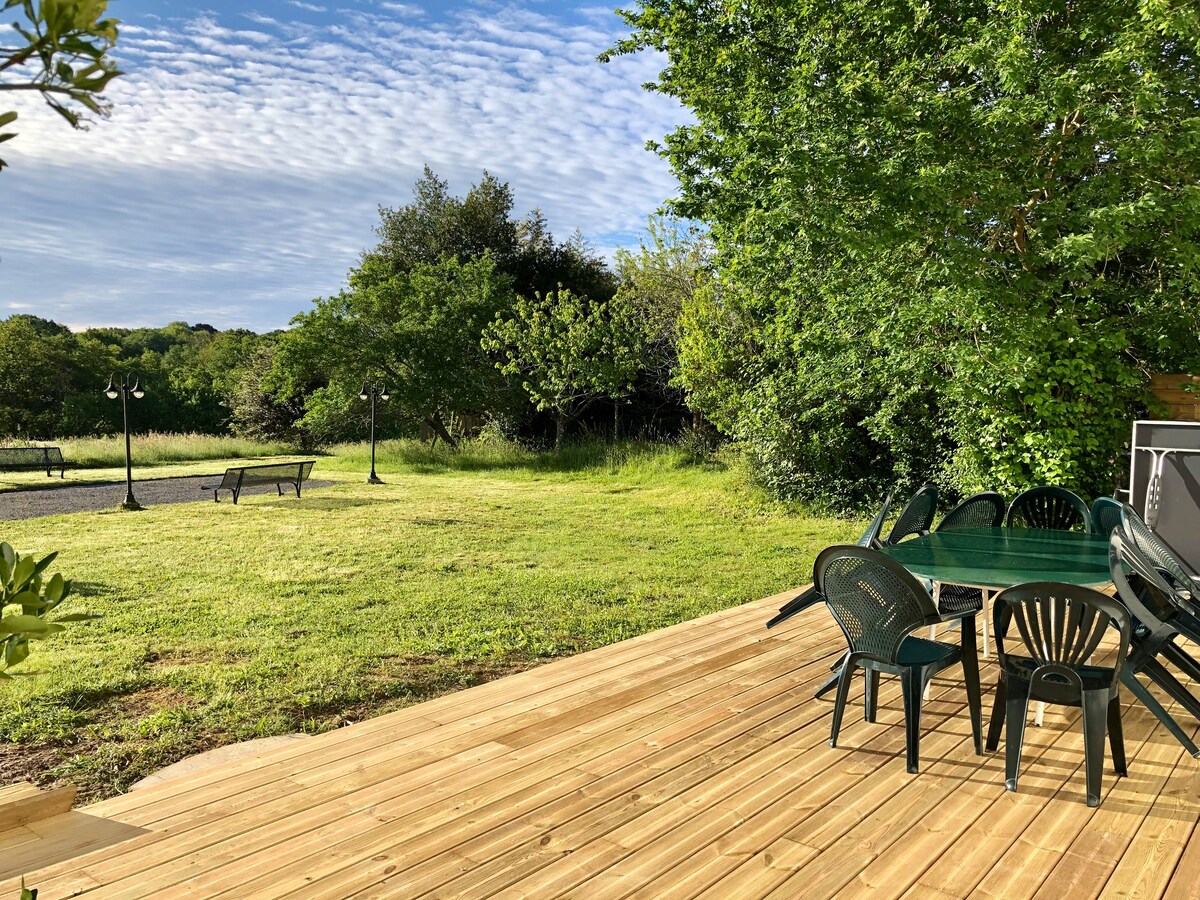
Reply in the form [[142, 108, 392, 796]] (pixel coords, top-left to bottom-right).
[[882, 527, 1112, 590]]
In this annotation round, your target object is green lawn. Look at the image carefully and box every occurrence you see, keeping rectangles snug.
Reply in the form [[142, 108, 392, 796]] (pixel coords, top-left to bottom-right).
[[0, 442, 854, 801]]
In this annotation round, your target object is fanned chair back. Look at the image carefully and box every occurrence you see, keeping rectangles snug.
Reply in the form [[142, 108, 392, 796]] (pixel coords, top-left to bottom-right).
[[991, 581, 1132, 807], [995, 583, 1124, 679], [1091, 497, 1123, 539], [936, 491, 1005, 531], [815, 546, 938, 664], [1119, 502, 1198, 598], [1006, 486, 1093, 533], [884, 483, 938, 546]]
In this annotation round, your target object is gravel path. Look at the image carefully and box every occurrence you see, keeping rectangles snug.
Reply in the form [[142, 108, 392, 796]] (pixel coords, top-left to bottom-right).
[[0, 476, 335, 521]]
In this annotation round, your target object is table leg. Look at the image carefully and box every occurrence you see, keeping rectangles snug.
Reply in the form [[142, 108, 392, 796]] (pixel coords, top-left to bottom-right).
[[981, 589, 990, 658], [928, 582, 940, 642]]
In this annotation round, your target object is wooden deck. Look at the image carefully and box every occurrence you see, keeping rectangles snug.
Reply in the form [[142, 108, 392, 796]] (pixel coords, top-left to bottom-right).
[[3, 588, 1200, 898]]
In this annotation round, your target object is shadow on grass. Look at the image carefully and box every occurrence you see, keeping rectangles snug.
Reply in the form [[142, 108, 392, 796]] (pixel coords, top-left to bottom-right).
[[257, 498, 383, 512]]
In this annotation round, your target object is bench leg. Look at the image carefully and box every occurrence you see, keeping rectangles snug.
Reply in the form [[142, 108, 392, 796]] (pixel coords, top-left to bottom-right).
[[277, 484, 283, 497], [295, 481, 301, 498]]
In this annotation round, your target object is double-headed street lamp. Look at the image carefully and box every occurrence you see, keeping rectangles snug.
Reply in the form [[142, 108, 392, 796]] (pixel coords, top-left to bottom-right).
[[359, 382, 390, 484], [104, 374, 145, 510]]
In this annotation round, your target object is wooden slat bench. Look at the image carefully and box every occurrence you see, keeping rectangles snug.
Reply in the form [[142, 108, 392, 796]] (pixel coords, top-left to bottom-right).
[[201, 461, 315, 504], [0, 446, 66, 477]]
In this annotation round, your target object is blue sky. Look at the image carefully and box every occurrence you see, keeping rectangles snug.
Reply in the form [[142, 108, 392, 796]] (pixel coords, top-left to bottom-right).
[[0, 0, 683, 331]]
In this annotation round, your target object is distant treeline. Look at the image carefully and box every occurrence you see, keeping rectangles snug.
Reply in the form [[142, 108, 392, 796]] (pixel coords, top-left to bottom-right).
[[0, 317, 268, 439], [3, 170, 706, 449]]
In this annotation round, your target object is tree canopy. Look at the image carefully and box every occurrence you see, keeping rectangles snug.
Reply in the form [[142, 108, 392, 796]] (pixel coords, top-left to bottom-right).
[[483, 289, 644, 448], [275, 254, 515, 448], [607, 0, 1200, 507]]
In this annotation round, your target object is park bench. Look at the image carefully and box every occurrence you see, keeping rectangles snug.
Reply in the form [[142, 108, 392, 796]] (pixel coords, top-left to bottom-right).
[[0, 446, 67, 478], [202, 461, 315, 504]]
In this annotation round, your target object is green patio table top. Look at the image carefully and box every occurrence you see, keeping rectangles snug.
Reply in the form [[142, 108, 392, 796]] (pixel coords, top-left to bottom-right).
[[882, 527, 1112, 590]]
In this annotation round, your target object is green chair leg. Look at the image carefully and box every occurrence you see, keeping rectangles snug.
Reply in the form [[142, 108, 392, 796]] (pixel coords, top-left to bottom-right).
[[829, 662, 855, 748], [900, 667, 925, 774], [864, 668, 880, 723], [1005, 682, 1030, 792], [1081, 691, 1110, 807]]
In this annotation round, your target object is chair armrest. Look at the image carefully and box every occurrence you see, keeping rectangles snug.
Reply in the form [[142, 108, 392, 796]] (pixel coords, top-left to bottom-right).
[[930, 607, 977, 626]]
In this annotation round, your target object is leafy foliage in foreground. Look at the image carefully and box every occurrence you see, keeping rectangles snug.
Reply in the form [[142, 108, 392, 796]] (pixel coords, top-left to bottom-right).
[[0, 0, 122, 170], [608, 0, 1200, 508], [0, 542, 89, 678]]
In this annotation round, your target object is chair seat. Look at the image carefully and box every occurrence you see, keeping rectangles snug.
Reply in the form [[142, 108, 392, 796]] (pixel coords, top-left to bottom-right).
[[938, 583, 984, 614], [895, 636, 960, 667]]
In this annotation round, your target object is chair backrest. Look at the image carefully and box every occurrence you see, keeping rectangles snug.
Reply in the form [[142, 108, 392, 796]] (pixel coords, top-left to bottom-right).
[[992, 581, 1131, 683], [936, 491, 1005, 532], [814, 545, 939, 664], [1119, 502, 1197, 597], [1006, 486, 1093, 533], [884, 483, 938, 546], [1109, 529, 1188, 631], [1091, 497, 1123, 538], [857, 487, 896, 549]]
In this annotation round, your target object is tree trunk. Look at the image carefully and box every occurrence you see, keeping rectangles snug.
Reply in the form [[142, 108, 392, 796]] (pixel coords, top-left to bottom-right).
[[424, 413, 459, 450], [613, 400, 620, 442], [554, 415, 566, 451]]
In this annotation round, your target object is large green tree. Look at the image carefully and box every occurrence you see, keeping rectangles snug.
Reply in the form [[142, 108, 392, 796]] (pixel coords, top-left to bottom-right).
[[482, 289, 644, 449], [0, 0, 122, 170], [276, 255, 515, 448], [613, 216, 712, 406], [607, 0, 1200, 507], [368, 167, 617, 303]]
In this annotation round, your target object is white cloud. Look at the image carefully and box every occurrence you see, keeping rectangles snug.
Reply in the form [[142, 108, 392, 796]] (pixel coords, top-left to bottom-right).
[[0, 2, 686, 330]]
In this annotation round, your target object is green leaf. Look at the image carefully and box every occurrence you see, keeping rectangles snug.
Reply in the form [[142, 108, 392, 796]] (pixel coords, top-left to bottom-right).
[[44, 572, 67, 604], [0, 614, 51, 635]]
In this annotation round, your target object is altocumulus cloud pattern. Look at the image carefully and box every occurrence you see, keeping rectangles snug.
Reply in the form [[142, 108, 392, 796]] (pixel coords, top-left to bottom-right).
[[1, 0, 685, 330]]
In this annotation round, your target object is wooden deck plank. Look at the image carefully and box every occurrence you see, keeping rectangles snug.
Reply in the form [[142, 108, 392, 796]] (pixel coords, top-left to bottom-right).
[[26, 620, 824, 898], [92, 603, 780, 830], [87, 595, 785, 826], [968, 697, 1186, 900], [202, 643, 838, 897], [495, 679, 973, 900], [1029, 715, 1195, 900], [0, 590, 1197, 899]]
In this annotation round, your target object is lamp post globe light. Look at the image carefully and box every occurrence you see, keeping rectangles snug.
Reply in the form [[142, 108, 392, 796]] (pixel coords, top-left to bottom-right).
[[104, 374, 145, 510], [359, 381, 390, 484]]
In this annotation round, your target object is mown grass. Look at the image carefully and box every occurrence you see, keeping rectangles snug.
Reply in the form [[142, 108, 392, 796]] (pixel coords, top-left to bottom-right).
[[0, 441, 855, 801]]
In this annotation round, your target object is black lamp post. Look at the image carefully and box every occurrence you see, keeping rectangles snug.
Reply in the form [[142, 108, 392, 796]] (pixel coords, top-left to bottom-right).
[[358, 381, 390, 484], [104, 374, 145, 510]]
